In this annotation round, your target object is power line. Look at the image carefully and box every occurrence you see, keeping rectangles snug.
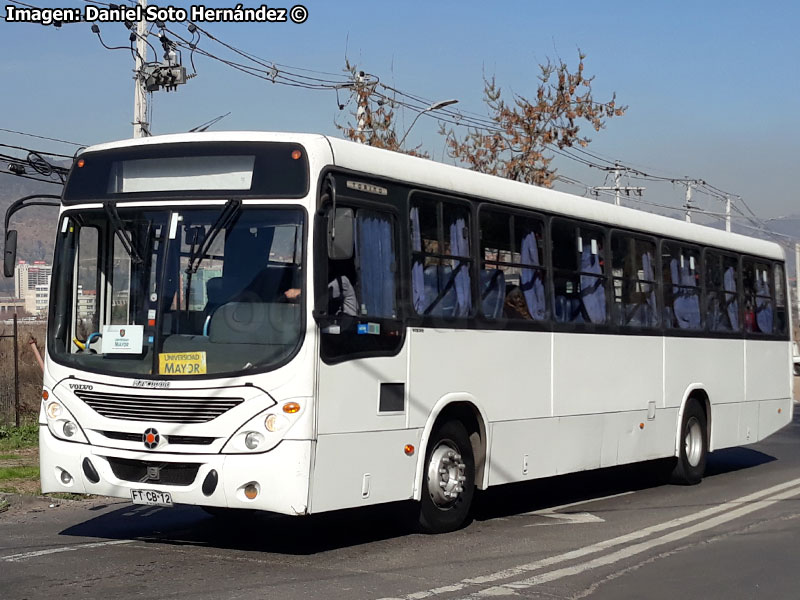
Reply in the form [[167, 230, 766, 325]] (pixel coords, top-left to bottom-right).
[[0, 128, 85, 148]]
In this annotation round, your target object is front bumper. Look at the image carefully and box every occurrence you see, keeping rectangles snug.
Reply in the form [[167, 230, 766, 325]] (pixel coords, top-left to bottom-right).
[[40, 425, 312, 515]]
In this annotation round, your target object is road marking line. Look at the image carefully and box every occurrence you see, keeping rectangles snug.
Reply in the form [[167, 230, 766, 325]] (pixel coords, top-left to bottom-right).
[[1, 540, 135, 562], [376, 476, 800, 600], [473, 483, 800, 597], [525, 512, 605, 527], [518, 491, 635, 516]]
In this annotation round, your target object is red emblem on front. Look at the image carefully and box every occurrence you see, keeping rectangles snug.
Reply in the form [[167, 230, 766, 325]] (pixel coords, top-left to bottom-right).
[[143, 428, 160, 449]]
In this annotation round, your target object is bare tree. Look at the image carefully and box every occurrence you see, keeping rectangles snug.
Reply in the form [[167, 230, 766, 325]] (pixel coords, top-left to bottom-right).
[[337, 52, 624, 184], [441, 51, 626, 187]]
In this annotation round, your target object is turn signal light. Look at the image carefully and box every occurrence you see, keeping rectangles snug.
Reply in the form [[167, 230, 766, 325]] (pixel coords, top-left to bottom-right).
[[42, 390, 49, 401], [291, 149, 302, 160], [283, 402, 301, 414], [244, 484, 258, 500], [404, 444, 415, 456], [77, 158, 85, 168]]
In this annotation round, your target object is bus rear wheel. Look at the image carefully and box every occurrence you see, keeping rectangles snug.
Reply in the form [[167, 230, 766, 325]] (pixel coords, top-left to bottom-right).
[[418, 421, 475, 534], [671, 401, 708, 485]]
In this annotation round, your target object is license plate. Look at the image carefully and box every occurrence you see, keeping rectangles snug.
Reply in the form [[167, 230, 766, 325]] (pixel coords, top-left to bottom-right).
[[131, 489, 173, 507]]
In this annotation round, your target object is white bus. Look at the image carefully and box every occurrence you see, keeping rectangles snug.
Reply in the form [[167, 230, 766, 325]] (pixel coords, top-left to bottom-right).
[[5, 132, 793, 532]]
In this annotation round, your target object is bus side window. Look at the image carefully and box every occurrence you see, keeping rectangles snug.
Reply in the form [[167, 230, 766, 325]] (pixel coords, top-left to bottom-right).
[[743, 260, 773, 334], [552, 220, 606, 325], [662, 243, 701, 330], [774, 263, 787, 335], [611, 234, 658, 328], [410, 198, 472, 318], [353, 210, 397, 319], [478, 209, 546, 321], [705, 252, 739, 333]]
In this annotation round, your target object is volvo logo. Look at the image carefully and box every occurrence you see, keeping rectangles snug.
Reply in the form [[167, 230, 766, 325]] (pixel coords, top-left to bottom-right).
[[143, 428, 160, 450]]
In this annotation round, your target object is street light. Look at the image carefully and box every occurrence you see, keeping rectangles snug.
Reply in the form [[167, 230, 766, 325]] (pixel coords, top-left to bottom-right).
[[398, 98, 459, 149]]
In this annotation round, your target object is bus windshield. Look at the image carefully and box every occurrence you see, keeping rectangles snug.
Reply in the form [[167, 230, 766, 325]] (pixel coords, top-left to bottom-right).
[[48, 205, 305, 378]]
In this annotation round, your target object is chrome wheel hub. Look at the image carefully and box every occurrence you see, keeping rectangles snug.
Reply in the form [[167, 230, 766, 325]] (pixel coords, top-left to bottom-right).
[[427, 441, 467, 508], [685, 416, 703, 467]]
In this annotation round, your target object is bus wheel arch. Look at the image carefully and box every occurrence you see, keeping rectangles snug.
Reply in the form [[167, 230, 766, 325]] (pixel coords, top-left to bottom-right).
[[416, 397, 488, 495], [413, 396, 489, 532], [672, 387, 711, 485]]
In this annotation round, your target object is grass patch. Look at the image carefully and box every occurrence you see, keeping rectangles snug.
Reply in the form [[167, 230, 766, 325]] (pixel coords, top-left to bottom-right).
[[0, 465, 39, 481], [0, 498, 9, 513], [47, 492, 85, 501], [0, 454, 18, 460], [0, 423, 38, 451]]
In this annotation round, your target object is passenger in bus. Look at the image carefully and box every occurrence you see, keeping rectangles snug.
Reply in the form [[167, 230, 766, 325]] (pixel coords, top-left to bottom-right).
[[328, 274, 358, 316], [282, 272, 357, 316], [503, 287, 532, 320]]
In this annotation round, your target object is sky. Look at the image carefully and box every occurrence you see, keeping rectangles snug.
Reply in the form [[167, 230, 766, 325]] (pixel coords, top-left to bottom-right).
[[1, 0, 798, 228]]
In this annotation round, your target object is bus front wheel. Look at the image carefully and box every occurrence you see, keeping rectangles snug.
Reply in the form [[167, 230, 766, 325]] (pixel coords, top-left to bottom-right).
[[418, 421, 475, 533], [671, 401, 708, 485]]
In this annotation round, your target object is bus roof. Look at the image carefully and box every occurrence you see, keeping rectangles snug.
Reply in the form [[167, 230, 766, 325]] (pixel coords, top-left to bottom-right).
[[81, 131, 784, 261]]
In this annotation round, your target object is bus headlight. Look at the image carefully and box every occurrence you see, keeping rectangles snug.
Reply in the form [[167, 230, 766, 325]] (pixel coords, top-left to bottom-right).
[[44, 395, 88, 444], [63, 421, 78, 438], [47, 402, 63, 419], [221, 399, 307, 454], [265, 414, 288, 432], [244, 432, 263, 450]]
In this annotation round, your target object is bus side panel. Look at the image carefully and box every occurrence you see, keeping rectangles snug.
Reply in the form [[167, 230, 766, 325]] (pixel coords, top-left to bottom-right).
[[488, 408, 678, 486], [758, 398, 793, 441], [664, 337, 745, 409], [746, 340, 793, 443], [552, 334, 662, 416], [407, 329, 552, 428], [608, 407, 678, 466], [310, 429, 421, 513], [487, 419, 559, 485], [745, 340, 791, 402]]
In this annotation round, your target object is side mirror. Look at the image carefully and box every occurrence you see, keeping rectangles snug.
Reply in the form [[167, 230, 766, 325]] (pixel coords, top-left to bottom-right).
[[327, 207, 354, 261], [4, 230, 17, 278]]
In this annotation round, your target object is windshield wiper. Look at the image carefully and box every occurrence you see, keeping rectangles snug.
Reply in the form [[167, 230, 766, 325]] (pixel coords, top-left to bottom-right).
[[104, 202, 143, 265], [185, 198, 242, 275]]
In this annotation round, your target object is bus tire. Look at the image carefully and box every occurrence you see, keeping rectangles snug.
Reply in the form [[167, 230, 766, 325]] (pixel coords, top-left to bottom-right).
[[671, 401, 708, 485], [418, 420, 475, 533]]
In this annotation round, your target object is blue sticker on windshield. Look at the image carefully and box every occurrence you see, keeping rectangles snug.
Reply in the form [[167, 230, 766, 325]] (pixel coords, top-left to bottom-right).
[[357, 324, 368, 335]]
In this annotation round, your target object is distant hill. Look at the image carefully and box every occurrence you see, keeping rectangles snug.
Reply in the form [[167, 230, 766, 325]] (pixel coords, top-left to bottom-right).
[[0, 173, 63, 295]]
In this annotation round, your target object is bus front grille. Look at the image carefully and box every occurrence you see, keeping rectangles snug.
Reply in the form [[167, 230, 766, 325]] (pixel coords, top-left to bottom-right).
[[102, 431, 217, 445], [106, 457, 200, 486], [74, 390, 243, 424]]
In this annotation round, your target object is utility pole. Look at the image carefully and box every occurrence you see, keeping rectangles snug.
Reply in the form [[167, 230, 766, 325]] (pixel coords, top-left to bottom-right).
[[684, 180, 694, 223], [590, 162, 645, 206], [133, 0, 149, 138], [725, 195, 731, 232], [355, 71, 367, 144]]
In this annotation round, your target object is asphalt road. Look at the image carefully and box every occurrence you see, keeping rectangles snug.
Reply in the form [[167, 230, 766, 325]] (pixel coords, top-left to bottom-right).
[[2, 410, 799, 600]]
